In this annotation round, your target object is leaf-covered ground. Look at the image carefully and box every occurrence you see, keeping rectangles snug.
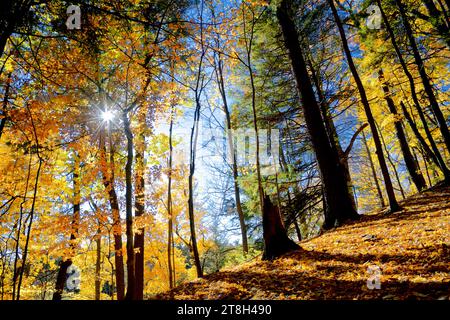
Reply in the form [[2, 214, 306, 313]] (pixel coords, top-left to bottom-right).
[[157, 184, 450, 300]]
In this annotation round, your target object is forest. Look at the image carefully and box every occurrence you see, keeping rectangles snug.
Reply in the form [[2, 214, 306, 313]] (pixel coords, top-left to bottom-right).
[[0, 0, 449, 301]]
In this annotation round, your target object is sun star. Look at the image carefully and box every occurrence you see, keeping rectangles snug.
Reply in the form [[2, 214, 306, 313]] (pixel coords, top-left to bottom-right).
[[101, 110, 114, 122]]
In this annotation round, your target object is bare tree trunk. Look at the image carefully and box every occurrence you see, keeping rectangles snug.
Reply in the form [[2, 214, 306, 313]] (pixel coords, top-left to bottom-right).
[[89, 200, 102, 301], [16, 107, 43, 300], [53, 153, 80, 300], [245, 25, 287, 255], [12, 152, 32, 300], [277, 0, 359, 229], [423, 0, 450, 48], [214, 49, 249, 254], [188, 103, 203, 278], [95, 229, 101, 300], [122, 112, 135, 299], [328, 0, 399, 212], [167, 106, 175, 289], [395, 0, 450, 154], [378, 70, 426, 191], [133, 110, 146, 300], [399, 101, 450, 181], [362, 130, 385, 207], [417, 146, 433, 186], [307, 58, 356, 211], [187, 1, 206, 278], [285, 186, 302, 242], [0, 72, 11, 140], [293, 219, 302, 242], [437, 0, 450, 24], [444, 0, 450, 13], [0, 1, 33, 72], [377, 0, 450, 182], [375, 121, 406, 199], [99, 128, 125, 300], [242, 4, 264, 213]]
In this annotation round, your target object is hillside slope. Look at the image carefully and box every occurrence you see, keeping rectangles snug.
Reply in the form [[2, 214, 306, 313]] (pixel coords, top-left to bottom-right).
[[158, 184, 450, 300]]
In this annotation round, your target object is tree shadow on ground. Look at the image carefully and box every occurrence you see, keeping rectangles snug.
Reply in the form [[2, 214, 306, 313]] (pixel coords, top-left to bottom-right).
[[156, 185, 450, 300]]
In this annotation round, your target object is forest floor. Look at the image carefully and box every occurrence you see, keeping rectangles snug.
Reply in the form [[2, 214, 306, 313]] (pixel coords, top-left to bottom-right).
[[158, 184, 450, 300]]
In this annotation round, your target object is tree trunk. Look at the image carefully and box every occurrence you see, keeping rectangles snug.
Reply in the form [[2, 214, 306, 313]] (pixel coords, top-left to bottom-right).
[[307, 57, 357, 211], [0, 72, 11, 140], [240, 5, 264, 213], [377, 0, 450, 183], [400, 101, 450, 181], [293, 219, 302, 242], [375, 120, 406, 199], [262, 195, 300, 260], [16, 108, 42, 300], [215, 52, 249, 254], [188, 101, 203, 278], [362, 130, 385, 207], [53, 153, 80, 300], [423, 0, 450, 48], [445, 0, 450, 13], [167, 106, 175, 289], [0, 1, 33, 72], [277, 0, 359, 229], [89, 200, 102, 301], [328, 0, 399, 212], [438, 0, 450, 26], [95, 230, 101, 300], [99, 128, 125, 300], [52, 260, 72, 301], [413, 146, 432, 187], [122, 112, 135, 299], [133, 110, 146, 300], [378, 70, 427, 191], [395, 0, 450, 154], [187, 2, 205, 278]]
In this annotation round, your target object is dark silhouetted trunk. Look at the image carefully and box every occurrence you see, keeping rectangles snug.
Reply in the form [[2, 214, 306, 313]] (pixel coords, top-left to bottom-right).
[[187, 2, 205, 278], [0, 1, 33, 70], [277, 0, 359, 229], [95, 230, 101, 300], [307, 57, 357, 211], [423, 0, 450, 48], [52, 260, 72, 301], [362, 130, 385, 207], [400, 101, 450, 181], [262, 196, 300, 260], [377, 0, 450, 183], [99, 128, 125, 300], [123, 112, 135, 299], [293, 219, 302, 242], [241, 4, 264, 213], [133, 110, 146, 300], [375, 120, 406, 199], [0, 73, 11, 139], [395, 0, 450, 155], [167, 106, 175, 289], [328, 0, 399, 212], [378, 70, 427, 191], [188, 100, 203, 278], [15, 109, 42, 300]]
